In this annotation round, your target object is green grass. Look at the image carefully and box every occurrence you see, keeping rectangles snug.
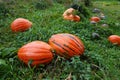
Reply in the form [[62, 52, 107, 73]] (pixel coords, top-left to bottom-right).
[[0, 0, 120, 80]]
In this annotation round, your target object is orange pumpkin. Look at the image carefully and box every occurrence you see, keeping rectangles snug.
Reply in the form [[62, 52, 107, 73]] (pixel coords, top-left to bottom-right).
[[63, 14, 80, 22], [108, 35, 120, 45], [63, 8, 80, 22], [11, 18, 32, 32], [73, 15, 80, 22], [63, 8, 75, 16], [49, 33, 85, 59], [63, 14, 74, 21], [90, 17, 100, 23], [18, 41, 53, 66]]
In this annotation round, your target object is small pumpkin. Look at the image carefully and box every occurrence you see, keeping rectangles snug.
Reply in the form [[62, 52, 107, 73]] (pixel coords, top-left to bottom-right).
[[63, 8, 80, 22], [63, 8, 75, 16], [90, 17, 100, 23], [49, 33, 85, 59], [63, 14, 74, 21], [72, 15, 80, 22], [11, 18, 32, 32], [63, 14, 80, 22], [18, 41, 53, 66], [108, 35, 120, 45]]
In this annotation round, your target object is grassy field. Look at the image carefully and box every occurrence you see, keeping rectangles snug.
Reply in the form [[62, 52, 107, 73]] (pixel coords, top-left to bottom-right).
[[0, 0, 120, 80]]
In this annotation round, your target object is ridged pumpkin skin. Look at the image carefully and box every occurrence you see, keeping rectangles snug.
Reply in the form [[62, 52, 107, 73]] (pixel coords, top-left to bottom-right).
[[11, 18, 32, 32], [49, 33, 85, 59], [63, 8, 75, 16], [73, 15, 80, 22], [63, 8, 80, 22], [18, 41, 53, 66], [63, 15, 80, 22], [108, 35, 120, 45], [90, 17, 100, 23]]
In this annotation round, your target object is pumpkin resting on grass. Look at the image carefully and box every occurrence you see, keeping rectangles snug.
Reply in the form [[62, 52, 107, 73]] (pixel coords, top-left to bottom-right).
[[11, 18, 32, 32], [49, 33, 85, 59], [18, 41, 53, 66], [90, 16, 100, 23], [63, 8, 80, 22], [108, 35, 120, 45]]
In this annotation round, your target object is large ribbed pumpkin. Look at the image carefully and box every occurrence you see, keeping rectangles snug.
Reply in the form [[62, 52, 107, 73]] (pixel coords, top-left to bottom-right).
[[11, 18, 32, 32], [108, 35, 120, 45], [49, 33, 85, 59], [18, 41, 53, 66]]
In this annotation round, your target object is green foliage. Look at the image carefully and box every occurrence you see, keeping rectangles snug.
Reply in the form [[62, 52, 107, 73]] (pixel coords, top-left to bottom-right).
[[0, 0, 120, 80], [53, 0, 65, 4], [84, 0, 92, 7], [75, 4, 92, 21], [53, 0, 73, 4], [0, 59, 11, 79], [0, 2, 10, 19], [35, 0, 53, 10]]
